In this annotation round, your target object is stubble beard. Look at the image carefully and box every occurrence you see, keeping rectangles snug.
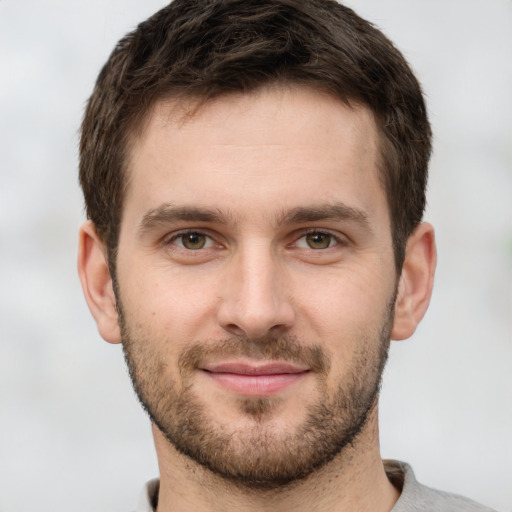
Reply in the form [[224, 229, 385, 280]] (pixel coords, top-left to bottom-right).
[[119, 305, 393, 490]]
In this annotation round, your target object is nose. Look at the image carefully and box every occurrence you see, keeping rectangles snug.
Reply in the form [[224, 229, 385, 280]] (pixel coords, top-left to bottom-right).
[[216, 243, 295, 339]]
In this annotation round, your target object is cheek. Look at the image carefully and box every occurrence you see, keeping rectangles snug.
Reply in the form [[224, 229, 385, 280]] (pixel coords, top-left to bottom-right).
[[295, 264, 392, 328], [120, 263, 221, 340], [291, 264, 395, 372]]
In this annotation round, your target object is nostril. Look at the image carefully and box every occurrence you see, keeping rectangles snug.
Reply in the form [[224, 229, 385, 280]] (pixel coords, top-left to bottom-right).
[[225, 323, 246, 336]]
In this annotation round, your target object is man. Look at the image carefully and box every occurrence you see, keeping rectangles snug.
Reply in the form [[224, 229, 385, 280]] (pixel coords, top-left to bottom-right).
[[77, 1, 495, 510]]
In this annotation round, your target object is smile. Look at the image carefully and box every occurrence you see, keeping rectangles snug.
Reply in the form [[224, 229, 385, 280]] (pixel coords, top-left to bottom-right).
[[201, 362, 310, 396]]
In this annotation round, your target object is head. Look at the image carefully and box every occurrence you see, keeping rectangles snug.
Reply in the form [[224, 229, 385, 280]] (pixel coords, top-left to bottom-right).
[[78, 0, 436, 490]]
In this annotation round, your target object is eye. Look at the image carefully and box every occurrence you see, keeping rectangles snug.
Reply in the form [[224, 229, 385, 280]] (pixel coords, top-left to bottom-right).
[[296, 231, 338, 250], [171, 231, 215, 250]]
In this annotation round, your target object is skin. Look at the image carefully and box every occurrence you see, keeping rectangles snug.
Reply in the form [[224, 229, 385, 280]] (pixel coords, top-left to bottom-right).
[[78, 85, 436, 511]]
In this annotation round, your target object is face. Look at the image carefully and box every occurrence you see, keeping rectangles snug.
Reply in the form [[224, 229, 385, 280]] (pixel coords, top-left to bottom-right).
[[116, 86, 398, 487]]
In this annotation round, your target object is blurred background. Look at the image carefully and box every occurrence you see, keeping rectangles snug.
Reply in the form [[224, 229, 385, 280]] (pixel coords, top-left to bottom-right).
[[1, 1, 511, 510]]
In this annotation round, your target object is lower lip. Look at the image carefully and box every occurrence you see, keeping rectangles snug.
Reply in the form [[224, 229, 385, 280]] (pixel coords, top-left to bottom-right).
[[204, 371, 308, 396]]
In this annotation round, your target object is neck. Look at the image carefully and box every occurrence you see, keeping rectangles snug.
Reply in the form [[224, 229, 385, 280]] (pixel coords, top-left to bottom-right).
[[153, 407, 399, 512]]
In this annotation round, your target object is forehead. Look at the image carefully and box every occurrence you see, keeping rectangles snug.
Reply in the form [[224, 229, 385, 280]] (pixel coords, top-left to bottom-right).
[[123, 86, 386, 229]]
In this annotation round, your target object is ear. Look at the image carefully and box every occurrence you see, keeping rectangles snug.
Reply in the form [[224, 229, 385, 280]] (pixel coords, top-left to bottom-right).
[[77, 220, 122, 344], [391, 222, 437, 341]]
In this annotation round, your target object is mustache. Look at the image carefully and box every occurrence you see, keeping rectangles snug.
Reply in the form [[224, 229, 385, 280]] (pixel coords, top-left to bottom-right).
[[178, 335, 330, 375]]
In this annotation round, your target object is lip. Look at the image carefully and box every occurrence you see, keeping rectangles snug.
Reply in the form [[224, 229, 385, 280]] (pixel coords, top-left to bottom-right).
[[201, 361, 309, 396]]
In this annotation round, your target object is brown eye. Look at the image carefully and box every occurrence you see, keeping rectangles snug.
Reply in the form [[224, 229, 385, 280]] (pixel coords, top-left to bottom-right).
[[180, 232, 207, 250], [305, 232, 333, 249]]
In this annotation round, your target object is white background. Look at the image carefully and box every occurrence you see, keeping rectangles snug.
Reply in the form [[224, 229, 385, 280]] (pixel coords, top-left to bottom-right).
[[1, 1, 511, 511]]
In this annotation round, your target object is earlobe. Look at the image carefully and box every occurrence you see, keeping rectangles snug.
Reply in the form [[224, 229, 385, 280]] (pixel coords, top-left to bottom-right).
[[77, 221, 122, 344], [391, 222, 437, 341]]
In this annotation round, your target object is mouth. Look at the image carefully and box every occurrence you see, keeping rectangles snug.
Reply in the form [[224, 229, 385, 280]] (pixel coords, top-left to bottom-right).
[[200, 361, 310, 396]]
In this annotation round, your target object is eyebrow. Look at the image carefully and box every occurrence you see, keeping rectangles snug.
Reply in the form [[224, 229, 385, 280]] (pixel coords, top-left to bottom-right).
[[276, 203, 370, 229], [137, 201, 371, 236], [138, 204, 231, 235]]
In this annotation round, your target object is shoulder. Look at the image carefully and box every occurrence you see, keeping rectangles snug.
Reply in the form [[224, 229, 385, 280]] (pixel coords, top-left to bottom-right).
[[385, 460, 497, 512]]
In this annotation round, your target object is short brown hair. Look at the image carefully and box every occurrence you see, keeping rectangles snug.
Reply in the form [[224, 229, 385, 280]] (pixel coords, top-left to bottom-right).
[[79, 0, 431, 272]]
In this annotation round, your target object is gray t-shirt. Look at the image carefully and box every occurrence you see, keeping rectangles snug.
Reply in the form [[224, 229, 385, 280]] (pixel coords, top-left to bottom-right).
[[134, 460, 496, 511], [384, 460, 495, 512]]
